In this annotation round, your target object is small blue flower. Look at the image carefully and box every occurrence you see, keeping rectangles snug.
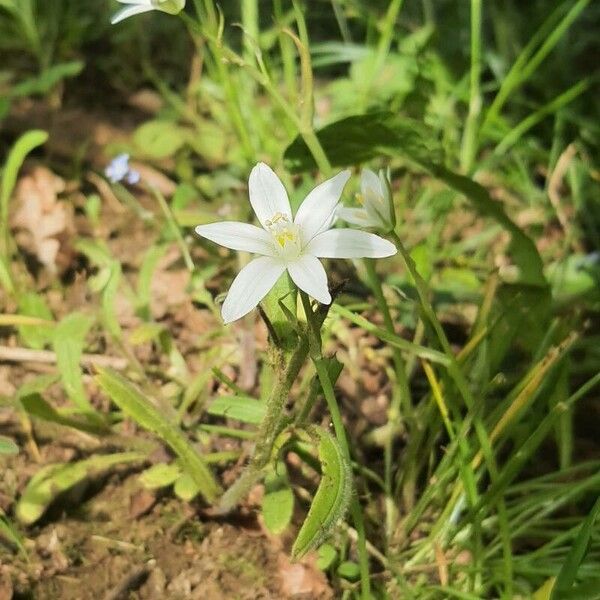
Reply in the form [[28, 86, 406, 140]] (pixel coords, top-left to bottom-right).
[[105, 154, 140, 185]]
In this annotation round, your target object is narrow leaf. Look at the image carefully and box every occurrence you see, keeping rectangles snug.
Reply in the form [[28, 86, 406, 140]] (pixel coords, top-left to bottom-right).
[[95, 368, 221, 503], [16, 452, 144, 524], [0, 435, 18, 455], [262, 462, 294, 535], [52, 312, 96, 414], [292, 428, 352, 558], [207, 395, 266, 425], [551, 496, 600, 598]]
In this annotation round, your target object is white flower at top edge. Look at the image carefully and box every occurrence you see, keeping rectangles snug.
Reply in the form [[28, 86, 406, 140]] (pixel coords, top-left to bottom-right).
[[111, 0, 185, 24], [337, 168, 395, 231], [195, 163, 397, 324]]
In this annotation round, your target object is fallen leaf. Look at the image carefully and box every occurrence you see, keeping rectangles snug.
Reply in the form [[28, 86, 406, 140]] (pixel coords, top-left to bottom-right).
[[277, 553, 332, 599], [0, 567, 13, 600], [133, 163, 177, 197], [11, 166, 74, 273], [150, 247, 190, 319], [129, 489, 157, 519], [127, 89, 164, 114]]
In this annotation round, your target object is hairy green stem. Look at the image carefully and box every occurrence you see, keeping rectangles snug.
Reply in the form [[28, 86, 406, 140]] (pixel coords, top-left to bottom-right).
[[218, 336, 308, 512]]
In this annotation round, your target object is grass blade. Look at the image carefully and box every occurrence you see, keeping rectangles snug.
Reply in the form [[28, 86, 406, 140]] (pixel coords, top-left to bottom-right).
[[551, 496, 600, 598], [0, 129, 48, 269]]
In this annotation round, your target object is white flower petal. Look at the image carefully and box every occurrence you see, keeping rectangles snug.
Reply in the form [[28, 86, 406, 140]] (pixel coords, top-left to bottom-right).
[[336, 207, 379, 227], [361, 168, 383, 198], [221, 256, 285, 323], [287, 255, 331, 304], [111, 4, 154, 23], [294, 170, 351, 242], [116, 0, 153, 5], [195, 221, 275, 256], [306, 229, 397, 258], [248, 163, 292, 228]]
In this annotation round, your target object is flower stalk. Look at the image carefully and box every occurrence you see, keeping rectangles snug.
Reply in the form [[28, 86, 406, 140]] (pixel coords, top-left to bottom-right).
[[300, 291, 372, 600]]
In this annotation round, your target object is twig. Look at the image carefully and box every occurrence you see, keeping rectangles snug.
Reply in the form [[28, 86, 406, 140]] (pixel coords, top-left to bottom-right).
[[102, 559, 155, 600], [0, 345, 128, 370]]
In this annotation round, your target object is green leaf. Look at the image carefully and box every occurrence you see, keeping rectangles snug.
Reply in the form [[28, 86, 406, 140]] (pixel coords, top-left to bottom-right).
[[52, 312, 96, 414], [173, 472, 200, 501], [16, 373, 59, 398], [139, 463, 181, 489], [0, 130, 47, 258], [284, 112, 547, 288], [0, 512, 26, 555], [19, 392, 107, 435], [316, 543, 338, 571], [292, 428, 352, 559], [285, 112, 441, 169], [129, 322, 166, 345], [17, 292, 53, 349], [559, 580, 600, 600], [95, 367, 221, 503], [551, 496, 600, 599], [136, 243, 169, 319], [337, 561, 361, 582], [0, 435, 18, 455], [262, 463, 294, 535], [0, 253, 15, 293], [101, 260, 123, 340], [10, 61, 84, 97], [16, 452, 145, 525], [207, 395, 266, 425], [133, 120, 188, 159], [262, 272, 298, 348]]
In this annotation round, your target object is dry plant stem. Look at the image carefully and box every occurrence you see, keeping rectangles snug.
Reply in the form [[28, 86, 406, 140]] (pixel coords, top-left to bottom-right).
[[0, 345, 128, 370]]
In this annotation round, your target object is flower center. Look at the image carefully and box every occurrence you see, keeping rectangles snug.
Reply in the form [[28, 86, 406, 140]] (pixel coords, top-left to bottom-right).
[[265, 212, 301, 260]]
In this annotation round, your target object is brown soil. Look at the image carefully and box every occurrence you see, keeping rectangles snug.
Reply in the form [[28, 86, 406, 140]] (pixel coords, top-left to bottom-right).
[[1, 451, 331, 599]]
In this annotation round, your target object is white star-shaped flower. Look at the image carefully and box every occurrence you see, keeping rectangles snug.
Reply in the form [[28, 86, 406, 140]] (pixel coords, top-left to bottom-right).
[[195, 163, 397, 323], [337, 168, 395, 231], [111, 0, 185, 24]]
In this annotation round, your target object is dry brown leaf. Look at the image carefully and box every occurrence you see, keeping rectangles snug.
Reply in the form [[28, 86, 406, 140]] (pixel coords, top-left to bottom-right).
[[0, 567, 13, 600], [127, 89, 164, 114], [150, 247, 190, 319], [277, 554, 332, 599], [11, 166, 74, 273], [133, 164, 177, 197], [129, 489, 157, 519]]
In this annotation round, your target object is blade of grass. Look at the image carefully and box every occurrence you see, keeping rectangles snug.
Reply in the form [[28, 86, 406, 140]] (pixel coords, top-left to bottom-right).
[[482, 0, 590, 132], [0, 129, 48, 271], [494, 79, 589, 155], [460, 0, 482, 173]]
